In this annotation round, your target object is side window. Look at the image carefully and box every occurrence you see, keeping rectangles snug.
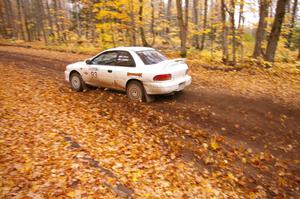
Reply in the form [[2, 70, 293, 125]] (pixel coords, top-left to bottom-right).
[[116, 51, 135, 67], [92, 52, 117, 65]]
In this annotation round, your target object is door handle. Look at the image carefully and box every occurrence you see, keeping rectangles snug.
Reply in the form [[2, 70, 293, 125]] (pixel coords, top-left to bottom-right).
[[107, 70, 112, 73]]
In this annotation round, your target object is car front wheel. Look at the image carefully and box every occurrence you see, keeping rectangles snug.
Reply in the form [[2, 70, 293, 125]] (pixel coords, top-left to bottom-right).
[[70, 72, 84, 92]]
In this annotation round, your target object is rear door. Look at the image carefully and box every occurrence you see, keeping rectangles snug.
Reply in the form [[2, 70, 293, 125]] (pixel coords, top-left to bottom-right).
[[112, 51, 137, 90]]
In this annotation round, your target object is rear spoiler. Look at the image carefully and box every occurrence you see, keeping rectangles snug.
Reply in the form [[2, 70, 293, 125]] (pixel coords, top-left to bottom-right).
[[162, 58, 186, 67]]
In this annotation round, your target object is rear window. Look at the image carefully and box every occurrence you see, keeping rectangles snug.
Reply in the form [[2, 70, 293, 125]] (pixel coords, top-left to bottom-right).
[[136, 50, 167, 65]]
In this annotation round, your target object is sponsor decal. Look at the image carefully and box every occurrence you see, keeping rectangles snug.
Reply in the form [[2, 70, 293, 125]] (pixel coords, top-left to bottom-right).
[[127, 72, 142, 77]]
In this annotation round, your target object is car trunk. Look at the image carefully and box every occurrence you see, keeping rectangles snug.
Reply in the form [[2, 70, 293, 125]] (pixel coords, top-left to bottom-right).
[[161, 59, 188, 81]]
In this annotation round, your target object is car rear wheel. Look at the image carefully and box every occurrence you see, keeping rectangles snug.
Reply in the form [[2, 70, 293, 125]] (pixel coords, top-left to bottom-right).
[[126, 81, 154, 102], [70, 72, 84, 92]]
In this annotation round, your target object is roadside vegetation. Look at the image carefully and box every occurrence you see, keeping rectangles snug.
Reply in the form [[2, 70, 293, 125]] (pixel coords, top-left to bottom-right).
[[0, 0, 299, 66]]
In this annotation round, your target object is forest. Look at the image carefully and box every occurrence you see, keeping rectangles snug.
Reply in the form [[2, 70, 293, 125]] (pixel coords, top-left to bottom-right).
[[0, 0, 299, 65]]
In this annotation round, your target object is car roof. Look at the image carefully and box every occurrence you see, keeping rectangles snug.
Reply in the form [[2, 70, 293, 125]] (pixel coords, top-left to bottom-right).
[[108, 46, 155, 52]]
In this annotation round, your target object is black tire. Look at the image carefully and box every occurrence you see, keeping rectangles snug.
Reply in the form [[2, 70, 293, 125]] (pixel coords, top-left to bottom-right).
[[126, 81, 154, 102], [70, 72, 84, 92]]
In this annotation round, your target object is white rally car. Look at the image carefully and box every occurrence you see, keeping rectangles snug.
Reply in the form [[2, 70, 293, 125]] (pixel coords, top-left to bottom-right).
[[65, 47, 191, 102]]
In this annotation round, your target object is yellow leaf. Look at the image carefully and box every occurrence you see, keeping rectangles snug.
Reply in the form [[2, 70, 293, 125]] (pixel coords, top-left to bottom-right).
[[249, 192, 255, 199], [227, 172, 237, 181], [132, 176, 138, 182], [242, 157, 247, 164], [210, 140, 219, 150], [132, 170, 142, 182], [67, 191, 75, 198]]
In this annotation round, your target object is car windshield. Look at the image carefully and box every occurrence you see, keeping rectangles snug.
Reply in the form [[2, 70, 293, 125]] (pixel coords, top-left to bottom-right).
[[136, 50, 167, 65]]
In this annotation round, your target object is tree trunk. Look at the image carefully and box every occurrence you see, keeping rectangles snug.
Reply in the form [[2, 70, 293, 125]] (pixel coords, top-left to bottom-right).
[[264, 0, 289, 62], [1, 3, 7, 37], [200, 0, 208, 50], [138, 0, 149, 46], [21, 0, 31, 41], [0, 4, 6, 37], [4, 0, 14, 38], [75, 0, 81, 39], [286, 0, 298, 48], [192, 0, 199, 49], [230, 0, 236, 65], [57, 0, 67, 42], [166, 0, 172, 34], [176, 0, 189, 57], [176, 0, 184, 54], [129, 0, 136, 46], [53, 0, 61, 44], [221, 0, 229, 63], [158, 1, 165, 38], [150, 0, 156, 46], [238, 0, 244, 29], [16, 0, 25, 40], [89, 1, 96, 44], [45, 0, 54, 42], [238, 0, 245, 61], [253, 0, 270, 58], [210, 0, 215, 58], [34, 0, 48, 44]]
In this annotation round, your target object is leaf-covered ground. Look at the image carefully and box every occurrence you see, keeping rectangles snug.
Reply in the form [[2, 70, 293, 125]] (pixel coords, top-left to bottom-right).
[[0, 46, 299, 198]]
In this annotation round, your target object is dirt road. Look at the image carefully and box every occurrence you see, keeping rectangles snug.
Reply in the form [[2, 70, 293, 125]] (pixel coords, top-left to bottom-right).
[[0, 47, 299, 198]]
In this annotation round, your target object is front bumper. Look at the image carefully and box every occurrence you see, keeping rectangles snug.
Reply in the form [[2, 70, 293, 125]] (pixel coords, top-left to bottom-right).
[[144, 75, 192, 95], [64, 71, 70, 82]]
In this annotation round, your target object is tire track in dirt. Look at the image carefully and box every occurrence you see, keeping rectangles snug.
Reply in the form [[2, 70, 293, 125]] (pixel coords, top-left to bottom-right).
[[152, 87, 300, 160]]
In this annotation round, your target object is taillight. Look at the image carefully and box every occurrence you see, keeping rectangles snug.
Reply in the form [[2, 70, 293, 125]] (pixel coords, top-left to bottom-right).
[[153, 74, 172, 81]]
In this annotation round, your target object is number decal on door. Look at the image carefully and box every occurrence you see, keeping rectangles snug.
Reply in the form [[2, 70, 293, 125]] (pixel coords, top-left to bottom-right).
[[91, 71, 97, 78]]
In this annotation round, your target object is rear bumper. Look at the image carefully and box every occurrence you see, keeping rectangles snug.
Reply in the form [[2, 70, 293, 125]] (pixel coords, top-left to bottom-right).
[[144, 75, 192, 95]]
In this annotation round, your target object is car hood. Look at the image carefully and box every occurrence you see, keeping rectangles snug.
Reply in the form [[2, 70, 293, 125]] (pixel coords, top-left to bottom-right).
[[66, 61, 85, 70]]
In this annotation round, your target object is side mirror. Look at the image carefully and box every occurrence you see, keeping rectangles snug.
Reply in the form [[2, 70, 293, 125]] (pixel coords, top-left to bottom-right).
[[85, 59, 92, 65]]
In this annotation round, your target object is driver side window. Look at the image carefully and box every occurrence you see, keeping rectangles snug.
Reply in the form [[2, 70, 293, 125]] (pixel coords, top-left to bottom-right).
[[92, 52, 117, 65]]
